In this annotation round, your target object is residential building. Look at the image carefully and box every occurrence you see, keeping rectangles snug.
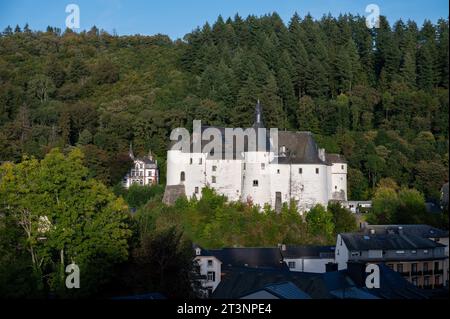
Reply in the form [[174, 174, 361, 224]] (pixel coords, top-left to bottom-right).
[[335, 229, 447, 289], [280, 245, 335, 273], [361, 224, 449, 286], [123, 145, 159, 188]]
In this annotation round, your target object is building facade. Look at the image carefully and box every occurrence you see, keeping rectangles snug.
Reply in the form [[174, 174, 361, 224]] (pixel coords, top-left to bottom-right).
[[335, 227, 448, 289], [165, 102, 347, 212], [123, 146, 159, 188]]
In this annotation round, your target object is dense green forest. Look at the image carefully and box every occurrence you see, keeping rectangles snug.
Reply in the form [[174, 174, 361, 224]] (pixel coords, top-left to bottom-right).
[[0, 13, 448, 201]]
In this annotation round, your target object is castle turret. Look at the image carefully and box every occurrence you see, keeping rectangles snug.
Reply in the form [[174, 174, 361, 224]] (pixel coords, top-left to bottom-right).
[[241, 101, 272, 208]]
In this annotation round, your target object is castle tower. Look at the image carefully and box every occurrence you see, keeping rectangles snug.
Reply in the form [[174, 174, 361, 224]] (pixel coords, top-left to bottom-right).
[[241, 100, 272, 208]]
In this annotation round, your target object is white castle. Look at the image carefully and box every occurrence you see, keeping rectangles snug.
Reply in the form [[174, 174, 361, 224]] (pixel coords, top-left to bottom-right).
[[164, 102, 347, 212]]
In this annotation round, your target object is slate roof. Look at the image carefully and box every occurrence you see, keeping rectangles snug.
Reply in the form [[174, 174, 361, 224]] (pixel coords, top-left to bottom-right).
[[203, 247, 286, 270], [281, 245, 335, 259], [167, 103, 346, 165], [211, 267, 319, 299], [361, 224, 449, 238], [241, 281, 311, 299], [359, 264, 430, 299], [340, 232, 445, 251], [212, 264, 428, 299]]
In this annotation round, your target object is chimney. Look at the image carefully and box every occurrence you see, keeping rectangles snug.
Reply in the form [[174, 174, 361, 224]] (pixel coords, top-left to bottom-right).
[[318, 148, 326, 162], [370, 229, 375, 235]]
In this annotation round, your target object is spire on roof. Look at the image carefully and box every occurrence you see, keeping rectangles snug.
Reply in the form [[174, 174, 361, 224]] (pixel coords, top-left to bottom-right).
[[129, 142, 135, 160], [254, 99, 264, 128]]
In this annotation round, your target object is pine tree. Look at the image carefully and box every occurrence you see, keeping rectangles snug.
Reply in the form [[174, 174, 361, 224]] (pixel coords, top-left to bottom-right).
[[260, 74, 284, 129]]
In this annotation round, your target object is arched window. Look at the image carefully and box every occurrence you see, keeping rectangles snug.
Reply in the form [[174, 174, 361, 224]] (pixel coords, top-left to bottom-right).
[[180, 171, 185, 182]]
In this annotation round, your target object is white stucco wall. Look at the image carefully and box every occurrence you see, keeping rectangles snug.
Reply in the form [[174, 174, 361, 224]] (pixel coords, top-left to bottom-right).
[[285, 258, 335, 273], [195, 256, 222, 292], [335, 234, 350, 270], [167, 149, 347, 213]]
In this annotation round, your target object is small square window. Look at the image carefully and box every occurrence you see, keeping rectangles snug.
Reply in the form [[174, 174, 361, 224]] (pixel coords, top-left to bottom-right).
[[316, 168, 319, 174], [253, 180, 258, 187], [212, 165, 217, 172], [299, 168, 302, 174], [288, 261, 296, 269], [195, 187, 199, 194], [277, 169, 280, 174], [261, 163, 265, 170], [341, 165, 344, 170], [207, 271, 215, 281], [207, 259, 213, 267], [212, 176, 216, 183]]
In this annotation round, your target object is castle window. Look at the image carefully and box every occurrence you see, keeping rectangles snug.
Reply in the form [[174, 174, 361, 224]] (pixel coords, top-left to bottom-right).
[[299, 168, 302, 174], [212, 165, 217, 172], [212, 176, 216, 184], [316, 168, 319, 174], [253, 180, 258, 187], [180, 171, 185, 182]]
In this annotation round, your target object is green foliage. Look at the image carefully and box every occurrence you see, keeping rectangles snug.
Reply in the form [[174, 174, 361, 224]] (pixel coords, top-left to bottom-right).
[[0, 16, 447, 198], [0, 148, 132, 297], [122, 184, 165, 209], [305, 204, 335, 242]]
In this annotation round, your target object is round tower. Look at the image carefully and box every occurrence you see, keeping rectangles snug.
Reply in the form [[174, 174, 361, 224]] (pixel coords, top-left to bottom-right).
[[241, 101, 272, 209]]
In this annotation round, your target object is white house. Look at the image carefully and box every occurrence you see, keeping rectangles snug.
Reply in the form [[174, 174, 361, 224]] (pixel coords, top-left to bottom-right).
[[194, 246, 222, 297], [123, 146, 159, 188], [164, 102, 347, 212], [280, 245, 336, 273], [343, 201, 372, 214]]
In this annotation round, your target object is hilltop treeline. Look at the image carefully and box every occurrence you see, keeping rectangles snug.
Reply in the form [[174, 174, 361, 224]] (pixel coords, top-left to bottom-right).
[[0, 13, 448, 200]]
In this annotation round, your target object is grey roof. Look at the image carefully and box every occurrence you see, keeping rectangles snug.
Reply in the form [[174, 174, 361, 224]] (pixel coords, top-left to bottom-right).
[[359, 264, 430, 299], [281, 245, 335, 259], [213, 264, 427, 299], [211, 267, 319, 299], [276, 131, 328, 165], [242, 281, 311, 299], [340, 232, 445, 251], [362, 224, 449, 238], [167, 102, 346, 165], [203, 247, 286, 270]]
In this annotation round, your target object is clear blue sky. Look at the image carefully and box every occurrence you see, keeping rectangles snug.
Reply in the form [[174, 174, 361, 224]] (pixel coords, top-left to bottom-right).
[[0, 0, 448, 39]]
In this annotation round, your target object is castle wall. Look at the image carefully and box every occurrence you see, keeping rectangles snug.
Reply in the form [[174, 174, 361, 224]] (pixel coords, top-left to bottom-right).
[[167, 151, 347, 212]]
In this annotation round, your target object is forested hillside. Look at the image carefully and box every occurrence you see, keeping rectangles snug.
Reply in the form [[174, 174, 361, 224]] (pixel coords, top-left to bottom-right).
[[0, 13, 448, 200]]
